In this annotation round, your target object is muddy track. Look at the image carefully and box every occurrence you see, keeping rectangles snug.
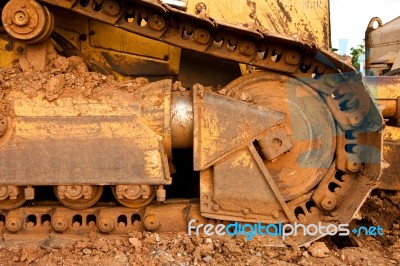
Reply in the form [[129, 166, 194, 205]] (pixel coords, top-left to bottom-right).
[[0, 191, 396, 265]]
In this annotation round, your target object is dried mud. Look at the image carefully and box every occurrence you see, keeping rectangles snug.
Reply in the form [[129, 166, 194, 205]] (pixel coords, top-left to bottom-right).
[[0, 55, 149, 117]]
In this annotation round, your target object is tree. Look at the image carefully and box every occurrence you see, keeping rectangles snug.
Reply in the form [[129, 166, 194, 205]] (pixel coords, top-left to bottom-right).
[[350, 44, 365, 71]]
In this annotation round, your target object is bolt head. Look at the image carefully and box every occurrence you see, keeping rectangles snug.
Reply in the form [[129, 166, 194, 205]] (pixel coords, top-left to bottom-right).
[[6, 217, 22, 232], [53, 218, 68, 232], [144, 214, 160, 231], [98, 218, 114, 233]]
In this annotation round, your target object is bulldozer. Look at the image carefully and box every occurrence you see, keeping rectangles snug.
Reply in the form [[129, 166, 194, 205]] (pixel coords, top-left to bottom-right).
[[0, 0, 396, 246]]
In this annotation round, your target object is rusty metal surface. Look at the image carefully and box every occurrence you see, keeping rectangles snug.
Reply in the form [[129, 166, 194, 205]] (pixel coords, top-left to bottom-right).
[[2, 0, 54, 44], [170, 91, 193, 149], [365, 76, 400, 118], [366, 16, 400, 76], [223, 72, 337, 201], [378, 126, 400, 190], [193, 83, 285, 170], [0, 81, 172, 186]]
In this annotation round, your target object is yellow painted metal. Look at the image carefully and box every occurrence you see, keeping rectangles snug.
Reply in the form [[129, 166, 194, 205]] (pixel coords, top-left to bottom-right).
[[379, 125, 400, 190], [53, 8, 181, 77], [0, 38, 24, 68], [186, 0, 331, 49], [0, 7, 181, 75]]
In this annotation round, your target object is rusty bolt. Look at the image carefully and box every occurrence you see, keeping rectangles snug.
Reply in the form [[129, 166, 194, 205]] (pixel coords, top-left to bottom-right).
[[156, 186, 166, 202], [347, 162, 362, 173], [98, 218, 114, 233], [285, 50, 301, 65], [13, 10, 30, 26], [103, 0, 120, 16], [243, 208, 250, 215], [321, 196, 337, 211], [53, 217, 68, 232], [195, 2, 206, 14], [24, 186, 35, 200], [6, 216, 22, 232], [148, 15, 166, 31], [193, 29, 210, 44], [239, 41, 256, 56], [4, 43, 12, 51], [349, 113, 363, 127], [325, 74, 341, 87], [143, 214, 160, 231], [212, 204, 220, 211]]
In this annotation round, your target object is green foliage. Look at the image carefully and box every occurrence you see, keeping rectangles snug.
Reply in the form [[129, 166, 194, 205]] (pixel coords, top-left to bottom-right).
[[350, 44, 365, 71]]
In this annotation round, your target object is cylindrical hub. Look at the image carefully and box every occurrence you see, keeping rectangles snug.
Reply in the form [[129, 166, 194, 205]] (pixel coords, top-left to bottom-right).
[[171, 91, 194, 149]]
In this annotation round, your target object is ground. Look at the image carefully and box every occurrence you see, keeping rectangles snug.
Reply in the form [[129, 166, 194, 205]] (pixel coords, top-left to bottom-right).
[[0, 190, 396, 266]]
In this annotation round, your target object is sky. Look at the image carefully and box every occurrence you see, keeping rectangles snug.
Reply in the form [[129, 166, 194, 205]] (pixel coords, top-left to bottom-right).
[[330, 0, 400, 55]]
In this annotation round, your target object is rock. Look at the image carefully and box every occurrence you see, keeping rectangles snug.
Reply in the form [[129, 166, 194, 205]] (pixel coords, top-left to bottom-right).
[[202, 255, 213, 263], [302, 251, 309, 258], [205, 238, 212, 244], [129, 237, 142, 250], [308, 242, 330, 258], [224, 240, 243, 255], [114, 250, 128, 265], [191, 236, 203, 245], [54, 56, 69, 72], [197, 243, 214, 256], [155, 234, 161, 242], [82, 248, 92, 255]]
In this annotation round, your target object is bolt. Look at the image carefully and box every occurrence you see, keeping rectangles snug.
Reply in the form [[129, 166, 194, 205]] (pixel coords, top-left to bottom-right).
[[148, 15, 165, 31], [4, 43, 12, 51], [103, 0, 120, 16], [13, 10, 29, 26], [156, 186, 166, 201], [243, 208, 250, 215], [347, 162, 362, 173], [6, 216, 22, 232], [349, 113, 363, 127], [239, 41, 256, 56], [212, 204, 219, 211], [321, 196, 337, 211], [98, 218, 114, 233], [52, 217, 68, 232], [195, 2, 206, 14], [285, 50, 301, 65], [143, 214, 160, 231], [193, 29, 210, 44], [325, 74, 341, 87], [271, 210, 279, 219]]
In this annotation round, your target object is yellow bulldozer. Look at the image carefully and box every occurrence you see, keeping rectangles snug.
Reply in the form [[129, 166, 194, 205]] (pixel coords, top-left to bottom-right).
[[0, 0, 397, 246]]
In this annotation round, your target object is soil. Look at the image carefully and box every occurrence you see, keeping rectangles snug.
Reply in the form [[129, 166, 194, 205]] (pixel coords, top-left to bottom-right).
[[0, 55, 398, 265]]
